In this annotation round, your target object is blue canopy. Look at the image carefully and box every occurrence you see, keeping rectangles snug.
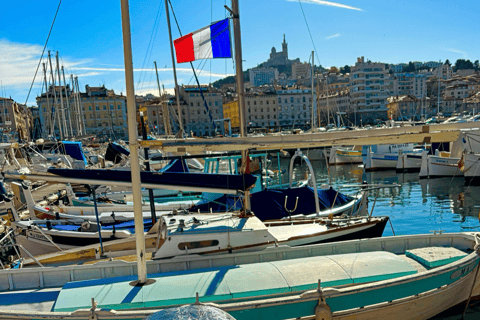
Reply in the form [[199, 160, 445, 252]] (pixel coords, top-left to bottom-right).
[[61, 141, 88, 166], [191, 186, 354, 220], [159, 159, 190, 173]]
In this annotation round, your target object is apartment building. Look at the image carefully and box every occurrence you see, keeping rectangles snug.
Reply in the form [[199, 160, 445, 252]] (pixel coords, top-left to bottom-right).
[[387, 95, 426, 121], [179, 85, 223, 136], [245, 91, 278, 129], [249, 68, 279, 87], [393, 73, 427, 99], [0, 97, 32, 141], [317, 90, 351, 126], [350, 57, 388, 123], [37, 85, 127, 139], [277, 87, 315, 129], [292, 62, 311, 80]]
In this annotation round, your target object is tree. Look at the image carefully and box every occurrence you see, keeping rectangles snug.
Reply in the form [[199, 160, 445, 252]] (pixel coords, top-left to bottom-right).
[[329, 66, 339, 73], [445, 59, 451, 66], [453, 59, 474, 72], [339, 65, 351, 74], [402, 62, 416, 73], [474, 60, 479, 71]]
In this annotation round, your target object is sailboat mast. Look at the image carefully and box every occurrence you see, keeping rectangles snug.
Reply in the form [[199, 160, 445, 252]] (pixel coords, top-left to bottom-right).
[[48, 51, 63, 139], [311, 51, 314, 130], [56, 52, 68, 138], [154, 61, 171, 135], [120, 0, 148, 284], [62, 67, 74, 137], [164, 0, 184, 136], [231, 0, 251, 211], [42, 63, 51, 138]]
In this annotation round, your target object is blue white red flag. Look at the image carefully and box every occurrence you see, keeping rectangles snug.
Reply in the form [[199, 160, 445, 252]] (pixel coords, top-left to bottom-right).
[[174, 19, 232, 63]]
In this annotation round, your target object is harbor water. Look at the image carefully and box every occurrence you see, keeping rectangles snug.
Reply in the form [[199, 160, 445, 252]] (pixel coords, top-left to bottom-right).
[[285, 158, 480, 319]]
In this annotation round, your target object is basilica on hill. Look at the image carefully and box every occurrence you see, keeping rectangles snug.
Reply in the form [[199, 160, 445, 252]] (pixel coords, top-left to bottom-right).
[[262, 34, 300, 68]]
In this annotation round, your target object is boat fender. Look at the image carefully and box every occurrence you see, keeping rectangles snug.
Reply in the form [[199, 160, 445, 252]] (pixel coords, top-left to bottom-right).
[[46, 220, 52, 230], [55, 211, 60, 220], [81, 221, 91, 231], [160, 218, 168, 240]]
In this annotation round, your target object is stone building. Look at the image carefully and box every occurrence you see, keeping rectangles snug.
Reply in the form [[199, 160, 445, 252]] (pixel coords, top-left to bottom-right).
[[277, 87, 315, 129], [0, 97, 33, 141]]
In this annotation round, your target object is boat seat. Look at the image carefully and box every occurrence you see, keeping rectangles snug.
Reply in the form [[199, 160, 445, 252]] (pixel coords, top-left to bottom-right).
[[53, 251, 417, 312], [405, 246, 467, 268]]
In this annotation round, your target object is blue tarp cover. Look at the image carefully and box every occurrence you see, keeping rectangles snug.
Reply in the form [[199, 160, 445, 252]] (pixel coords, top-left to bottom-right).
[[191, 186, 354, 221], [61, 141, 88, 166], [159, 159, 190, 173]]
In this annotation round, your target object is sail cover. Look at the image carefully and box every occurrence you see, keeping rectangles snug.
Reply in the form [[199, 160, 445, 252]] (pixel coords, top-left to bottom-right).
[[47, 168, 256, 191]]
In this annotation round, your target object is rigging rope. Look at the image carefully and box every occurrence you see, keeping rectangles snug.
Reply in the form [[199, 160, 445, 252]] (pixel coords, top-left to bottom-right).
[[167, 0, 217, 133], [24, 0, 63, 106], [298, 0, 322, 67]]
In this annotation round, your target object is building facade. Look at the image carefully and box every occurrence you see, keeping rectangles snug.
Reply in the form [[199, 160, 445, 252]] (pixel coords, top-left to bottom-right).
[[350, 57, 388, 123], [37, 85, 127, 139], [0, 97, 32, 141], [249, 68, 279, 87], [277, 88, 315, 129]]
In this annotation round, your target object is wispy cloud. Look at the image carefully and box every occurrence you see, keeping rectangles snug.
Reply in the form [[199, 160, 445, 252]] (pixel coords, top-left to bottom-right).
[[286, 0, 363, 11], [325, 33, 341, 40], [446, 48, 467, 58], [0, 39, 91, 88]]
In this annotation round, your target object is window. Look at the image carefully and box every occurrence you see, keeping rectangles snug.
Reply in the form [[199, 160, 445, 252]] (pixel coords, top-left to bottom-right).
[[247, 101, 250, 105], [153, 111, 156, 116], [89, 106, 92, 110], [110, 104, 114, 109], [290, 97, 294, 103], [43, 107, 46, 112], [96, 106, 99, 110], [266, 100, 269, 105], [190, 102, 193, 106], [118, 105, 121, 109], [254, 101, 257, 105], [260, 101, 263, 105], [303, 97, 306, 102], [103, 105, 107, 110]]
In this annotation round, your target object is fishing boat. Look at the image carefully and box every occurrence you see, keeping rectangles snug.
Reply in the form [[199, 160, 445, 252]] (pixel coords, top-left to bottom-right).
[[0, 232, 479, 320], [331, 146, 363, 165], [419, 150, 463, 178], [363, 144, 423, 171]]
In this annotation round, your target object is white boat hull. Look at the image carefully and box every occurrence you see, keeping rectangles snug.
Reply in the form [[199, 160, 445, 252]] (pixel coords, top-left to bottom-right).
[[419, 152, 463, 178]]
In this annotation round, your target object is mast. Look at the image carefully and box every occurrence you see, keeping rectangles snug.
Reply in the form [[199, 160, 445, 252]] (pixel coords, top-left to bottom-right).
[[75, 76, 87, 134], [230, 0, 251, 211], [311, 51, 314, 130], [48, 51, 63, 139], [70, 74, 81, 135], [164, 0, 183, 136], [120, 0, 148, 284], [154, 61, 171, 135], [62, 67, 74, 137], [56, 52, 68, 138], [42, 63, 51, 137]]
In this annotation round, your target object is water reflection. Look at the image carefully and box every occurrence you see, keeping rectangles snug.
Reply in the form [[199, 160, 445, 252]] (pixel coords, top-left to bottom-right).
[[284, 159, 480, 236]]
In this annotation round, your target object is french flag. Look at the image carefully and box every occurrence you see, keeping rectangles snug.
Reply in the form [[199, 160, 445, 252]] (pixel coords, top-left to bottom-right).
[[174, 19, 232, 64]]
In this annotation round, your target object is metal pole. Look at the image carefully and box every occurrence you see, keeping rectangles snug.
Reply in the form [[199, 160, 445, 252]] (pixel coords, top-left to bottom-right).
[[75, 77, 87, 135], [70, 74, 80, 135], [120, 0, 148, 284], [62, 67, 74, 137], [42, 63, 51, 137], [90, 186, 105, 256], [140, 112, 156, 225], [154, 61, 171, 135], [48, 51, 63, 139], [311, 51, 314, 130], [231, 0, 250, 211], [56, 52, 68, 138], [165, 0, 184, 135]]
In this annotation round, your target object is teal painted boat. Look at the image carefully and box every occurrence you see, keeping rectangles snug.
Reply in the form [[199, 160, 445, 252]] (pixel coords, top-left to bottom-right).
[[0, 233, 479, 319]]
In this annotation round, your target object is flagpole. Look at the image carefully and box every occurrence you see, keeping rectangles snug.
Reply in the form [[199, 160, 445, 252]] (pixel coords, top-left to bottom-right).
[[231, 0, 251, 212], [120, 0, 148, 285], [165, 0, 184, 136]]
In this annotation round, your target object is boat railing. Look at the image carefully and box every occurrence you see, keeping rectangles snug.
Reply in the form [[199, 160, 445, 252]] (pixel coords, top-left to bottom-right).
[[288, 149, 320, 215]]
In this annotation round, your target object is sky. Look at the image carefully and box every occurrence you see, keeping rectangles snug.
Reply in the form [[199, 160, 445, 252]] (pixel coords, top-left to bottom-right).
[[1, 0, 480, 106]]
